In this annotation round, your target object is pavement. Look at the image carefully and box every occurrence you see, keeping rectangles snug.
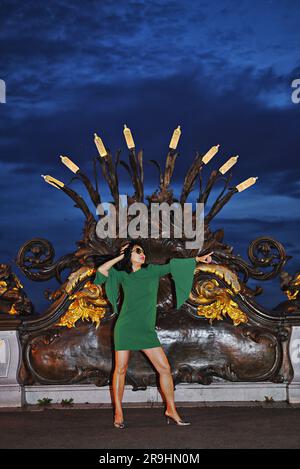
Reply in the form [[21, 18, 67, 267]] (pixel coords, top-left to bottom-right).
[[1, 403, 300, 449]]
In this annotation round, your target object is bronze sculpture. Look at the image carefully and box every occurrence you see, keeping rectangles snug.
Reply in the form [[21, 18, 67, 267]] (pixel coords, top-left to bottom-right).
[[0, 127, 299, 394]]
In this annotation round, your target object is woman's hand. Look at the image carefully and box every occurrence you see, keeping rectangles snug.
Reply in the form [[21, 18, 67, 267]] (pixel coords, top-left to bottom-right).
[[195, 251, 214, 263], [120, 243, 130, 253], [118, 243, 130, 259]]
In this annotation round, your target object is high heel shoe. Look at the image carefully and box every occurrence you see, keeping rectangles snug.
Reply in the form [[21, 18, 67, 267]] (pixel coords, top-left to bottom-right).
[[114, 421, 125, 429], [113, 420, 126, 429], [165, 411, 191, 426]]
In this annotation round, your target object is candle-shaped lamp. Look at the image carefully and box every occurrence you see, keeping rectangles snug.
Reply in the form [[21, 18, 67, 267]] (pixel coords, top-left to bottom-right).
[[219, 155, 239, 175], [94, 133, 108, 157], [169, 125, 181, 150], [236, 177, 258, 192], [60, 155, 80, 173], [202, 144, 220, 164], [123, 124, 135, 150], [41, 175, 64, 189]]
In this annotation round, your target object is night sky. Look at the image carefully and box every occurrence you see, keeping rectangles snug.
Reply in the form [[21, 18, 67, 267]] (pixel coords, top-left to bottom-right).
[[1, 0, 299, 312]]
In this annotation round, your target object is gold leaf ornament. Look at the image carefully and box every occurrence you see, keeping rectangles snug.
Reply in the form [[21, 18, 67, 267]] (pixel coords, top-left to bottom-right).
[[56, 281, 108, 329], [191, 263, 248, 326]]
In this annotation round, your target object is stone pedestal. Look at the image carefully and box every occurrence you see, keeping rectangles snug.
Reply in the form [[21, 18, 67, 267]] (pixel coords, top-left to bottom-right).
[[24, 382, 287, 405], [1, 325, 300, 407], [288, 326, 300, 403], [0, 331, 23, 407]]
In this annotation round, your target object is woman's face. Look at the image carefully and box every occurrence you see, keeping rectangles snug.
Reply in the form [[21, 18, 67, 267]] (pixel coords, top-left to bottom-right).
[[130, 244, 146, 264]]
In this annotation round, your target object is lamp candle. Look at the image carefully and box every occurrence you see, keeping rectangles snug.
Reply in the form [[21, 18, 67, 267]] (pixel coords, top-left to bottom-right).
[[202, 144, 220, 164], [236, 176, 258, 192], [60, 155, 80, 173], [218, 155, 239, 175], [123, 124, 135, 150], [169, 125, 181, 150], [41, 175, 64, 189], [94, 133, 108, 157]]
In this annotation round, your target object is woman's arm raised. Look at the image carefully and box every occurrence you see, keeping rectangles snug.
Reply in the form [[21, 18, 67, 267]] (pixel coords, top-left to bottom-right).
[[97, 254, 124, 277], [97, 242, 130, 277]]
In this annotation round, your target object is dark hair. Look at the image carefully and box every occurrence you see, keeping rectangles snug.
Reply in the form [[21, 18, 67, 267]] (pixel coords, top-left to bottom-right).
[[90, 239, 149, 274], [117, 240, 149, 273]]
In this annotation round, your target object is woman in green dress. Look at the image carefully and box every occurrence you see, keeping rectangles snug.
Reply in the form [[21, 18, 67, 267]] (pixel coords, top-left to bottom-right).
[[93, 240, 213, 428]]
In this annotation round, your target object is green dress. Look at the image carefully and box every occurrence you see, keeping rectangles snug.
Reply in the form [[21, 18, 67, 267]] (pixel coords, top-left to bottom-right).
[[93, 257, 197, 351]]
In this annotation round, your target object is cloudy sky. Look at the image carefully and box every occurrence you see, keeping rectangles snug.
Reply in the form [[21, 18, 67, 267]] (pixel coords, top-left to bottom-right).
[[1, 0, 299, 311]]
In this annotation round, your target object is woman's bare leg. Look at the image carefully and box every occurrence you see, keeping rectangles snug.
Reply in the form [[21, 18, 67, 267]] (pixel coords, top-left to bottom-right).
[[112, 350, 130, 423], [141, 346, 181, 421]]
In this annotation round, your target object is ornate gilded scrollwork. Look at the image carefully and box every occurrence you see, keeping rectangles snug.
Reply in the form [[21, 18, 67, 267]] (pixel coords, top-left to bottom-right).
[[280, 271, 300, 301], [189, 263, 248, 325], [56, 281, 107, 329], [272, 270, 300, 314], [55, 267, 109, 328], [0, 263, 34, 316]]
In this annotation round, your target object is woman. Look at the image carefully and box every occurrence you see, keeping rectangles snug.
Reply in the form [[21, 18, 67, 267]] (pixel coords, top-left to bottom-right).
[[93, 240, 213, 429]]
